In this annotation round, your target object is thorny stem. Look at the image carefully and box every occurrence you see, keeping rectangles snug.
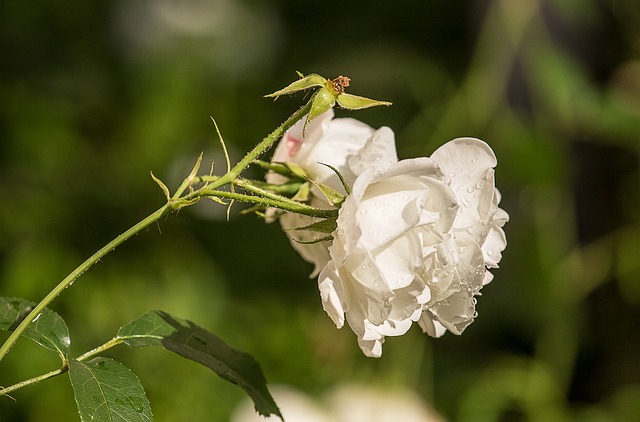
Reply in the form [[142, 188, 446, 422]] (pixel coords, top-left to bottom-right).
[[0, 100, 314, 365], [0, 367, 68, 397], [200, 189, 337, 218], [0, 205, 173, 362], [200, 102, 312, 191]]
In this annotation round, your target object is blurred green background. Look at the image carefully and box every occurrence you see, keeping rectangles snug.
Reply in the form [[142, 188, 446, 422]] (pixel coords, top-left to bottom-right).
[[1, 0, 639, 420]]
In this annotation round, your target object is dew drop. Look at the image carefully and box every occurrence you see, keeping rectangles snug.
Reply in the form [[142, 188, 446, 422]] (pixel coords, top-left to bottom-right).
[[32, 313, 42, 322], [487, 250, 494, 256], [467, 186, 475, 193], [472, 158, 477, 163]]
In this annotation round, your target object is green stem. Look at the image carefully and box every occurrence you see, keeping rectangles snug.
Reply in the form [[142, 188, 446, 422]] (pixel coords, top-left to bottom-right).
[[200, 189, 337, 218], [75, 338, 124, 362], [0, 204, 172, 362], [0, 367, 68, 397], [0, 99, 313, 364], [203, 101, 312, 190], [234, 178, 306, 208], [0, 337, 124, 396]]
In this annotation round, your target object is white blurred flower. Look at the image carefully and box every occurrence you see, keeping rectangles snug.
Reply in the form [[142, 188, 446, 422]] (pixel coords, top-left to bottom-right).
[[327, 383, 445, 422], [230, 383, 443, 422], [270, 113, 508, 357], [230, 385, 331, 422]]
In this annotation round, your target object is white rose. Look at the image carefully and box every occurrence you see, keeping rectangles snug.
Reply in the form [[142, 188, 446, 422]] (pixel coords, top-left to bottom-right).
[[318, 138, 508, 357], [268, 110, 397, 276], [269, 113, 508, 357]]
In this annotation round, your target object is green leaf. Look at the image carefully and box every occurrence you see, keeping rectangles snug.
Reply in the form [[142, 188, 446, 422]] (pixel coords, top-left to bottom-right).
[[116, 311, 282, 420], [69, 357, 152, 422], [0, 296, 70, 358]]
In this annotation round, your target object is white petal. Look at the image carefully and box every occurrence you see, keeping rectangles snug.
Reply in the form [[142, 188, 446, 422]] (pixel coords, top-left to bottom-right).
[[482, 225, 507, 268], [430, 138, 500, 234], [348, 126, 398, 176], [280, 211, 331, 277], [418, 312, 447, 338], [358, 337, 384, 358], [430, 137, 497, 182], [318, 264, 346, 329], [300, 117, 375, 190]]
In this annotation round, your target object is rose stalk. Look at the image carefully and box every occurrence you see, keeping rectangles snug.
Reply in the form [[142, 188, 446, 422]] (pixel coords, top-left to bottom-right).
[[0, 73, 390, 364]]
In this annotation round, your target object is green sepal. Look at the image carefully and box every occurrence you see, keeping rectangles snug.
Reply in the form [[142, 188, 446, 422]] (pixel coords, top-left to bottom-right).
[[265, 73, 326, 99], [337, 93, 392, 110], [306, 179, 345, 206], [252, 181, 304, 196], [285, 162, 309, 179], [287, 218, 337, 235], [318, 162, 352, 195], [240, 205, 264, 216], [187, 152, 204, 182], [305, 88, 336, 134], [205, 196, 228, 205], [150, 171, 171, 201], [253, 160, 292, 176], [292, 234, 334, 245], [291, 182, 310, 202]]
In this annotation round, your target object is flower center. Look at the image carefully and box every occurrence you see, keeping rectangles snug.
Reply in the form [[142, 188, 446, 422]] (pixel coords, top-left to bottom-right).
[[328, 76, 350, 95]]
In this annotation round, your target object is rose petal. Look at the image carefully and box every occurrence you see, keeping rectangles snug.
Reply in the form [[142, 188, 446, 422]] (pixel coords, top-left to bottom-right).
[[348, 126, 398, 176]]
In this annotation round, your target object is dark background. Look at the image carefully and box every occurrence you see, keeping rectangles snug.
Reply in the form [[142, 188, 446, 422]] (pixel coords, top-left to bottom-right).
[[1, 0, 639, 420]]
